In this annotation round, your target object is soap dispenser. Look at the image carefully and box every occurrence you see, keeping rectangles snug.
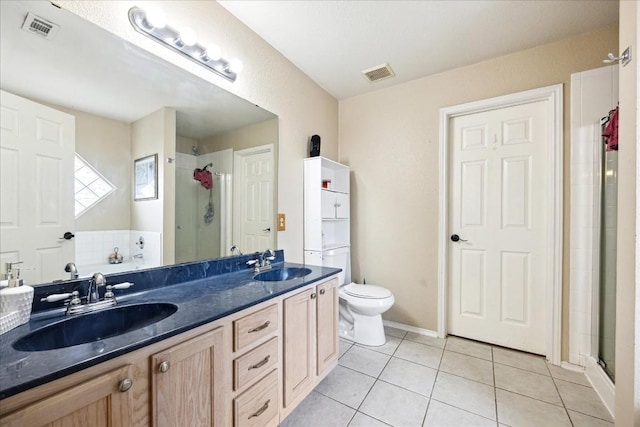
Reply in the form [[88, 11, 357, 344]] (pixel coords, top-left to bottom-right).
[[0, 262, 35, 328]]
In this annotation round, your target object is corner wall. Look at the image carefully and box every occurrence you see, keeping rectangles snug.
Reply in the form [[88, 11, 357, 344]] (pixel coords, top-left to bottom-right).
[[339, 26, 618, 360]]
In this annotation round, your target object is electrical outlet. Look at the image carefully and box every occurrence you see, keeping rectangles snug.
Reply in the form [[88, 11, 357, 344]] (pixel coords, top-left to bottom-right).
[[277, 213, 286, 231]]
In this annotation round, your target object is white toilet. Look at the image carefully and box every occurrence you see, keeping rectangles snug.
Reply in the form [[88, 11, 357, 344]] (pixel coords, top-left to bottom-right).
[[338, 283, 394, 346], [320, 247, 395, 347]]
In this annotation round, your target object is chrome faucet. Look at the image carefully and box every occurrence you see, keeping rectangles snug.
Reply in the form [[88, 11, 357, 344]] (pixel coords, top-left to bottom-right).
[[132, 253, 144, 260], [64, 262, 79, 280], [87, 272, 106, 304], [230, 245, 242, 255], [259, 249, 275, 268]]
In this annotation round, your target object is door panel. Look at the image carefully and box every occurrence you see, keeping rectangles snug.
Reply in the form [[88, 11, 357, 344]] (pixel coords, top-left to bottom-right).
[[449, 100, 548, 355], [0, 90, 75, 284]]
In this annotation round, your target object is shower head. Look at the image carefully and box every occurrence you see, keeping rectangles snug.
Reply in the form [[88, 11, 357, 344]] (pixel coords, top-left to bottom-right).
[[201, 162, 213, 171]]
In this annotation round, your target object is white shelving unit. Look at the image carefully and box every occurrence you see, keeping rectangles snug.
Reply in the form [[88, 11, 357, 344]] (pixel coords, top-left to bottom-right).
[[304, 157, 351, 283]]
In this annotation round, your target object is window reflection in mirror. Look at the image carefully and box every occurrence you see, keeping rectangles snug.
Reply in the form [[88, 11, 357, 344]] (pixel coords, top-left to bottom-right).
[[0, 1, 277, 285]]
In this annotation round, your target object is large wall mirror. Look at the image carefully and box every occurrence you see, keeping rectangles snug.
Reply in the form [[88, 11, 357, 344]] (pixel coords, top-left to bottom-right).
[[0, 1, 278, 285]]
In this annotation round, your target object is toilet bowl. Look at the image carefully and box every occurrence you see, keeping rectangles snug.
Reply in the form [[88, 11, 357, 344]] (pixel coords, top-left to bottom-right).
[[338, 283, 394, 346]]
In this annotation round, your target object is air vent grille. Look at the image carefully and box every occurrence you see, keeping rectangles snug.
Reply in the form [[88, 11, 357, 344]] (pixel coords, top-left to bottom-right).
[[362, 63, 395, 83], [21, 12, 60, 40]]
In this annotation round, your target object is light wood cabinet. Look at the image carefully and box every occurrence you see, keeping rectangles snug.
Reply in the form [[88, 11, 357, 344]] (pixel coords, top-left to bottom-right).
[[151, 327, 225, 427], [0, 365, 136, 427], [282, 277, 339, 412]]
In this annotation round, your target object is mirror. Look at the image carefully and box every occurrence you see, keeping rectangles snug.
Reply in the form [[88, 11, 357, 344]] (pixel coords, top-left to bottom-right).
[[0, 1, 278, 284]]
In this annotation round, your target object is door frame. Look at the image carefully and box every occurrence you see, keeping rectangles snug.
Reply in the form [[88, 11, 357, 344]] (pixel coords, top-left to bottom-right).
[[437, 84, 563, 364], [232, 144, 276, 253]]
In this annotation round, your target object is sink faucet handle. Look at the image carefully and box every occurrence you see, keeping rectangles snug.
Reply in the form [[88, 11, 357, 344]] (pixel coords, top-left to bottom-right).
[[246, 259, 258, 266], [111, 282, 134, 290], [41, 292, 73, 303]]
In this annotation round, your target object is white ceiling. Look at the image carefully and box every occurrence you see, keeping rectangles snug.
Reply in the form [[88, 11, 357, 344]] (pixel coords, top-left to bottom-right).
[[218, 0, 619, 100]]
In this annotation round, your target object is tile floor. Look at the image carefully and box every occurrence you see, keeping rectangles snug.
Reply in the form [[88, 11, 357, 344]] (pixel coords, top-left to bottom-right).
[[279, 327, 613, 427]]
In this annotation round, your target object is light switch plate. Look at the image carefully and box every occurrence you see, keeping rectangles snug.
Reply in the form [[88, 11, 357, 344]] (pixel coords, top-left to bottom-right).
[[277, 213, 286, 231]]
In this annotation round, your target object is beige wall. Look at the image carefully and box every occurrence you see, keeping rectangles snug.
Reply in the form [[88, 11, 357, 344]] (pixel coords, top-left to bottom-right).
[[339, 26, 618, 358], [57, 1, 339, 264], [131, 107, 176, 265], [199, 118, 278, 154], [614, 1, 639, 424]]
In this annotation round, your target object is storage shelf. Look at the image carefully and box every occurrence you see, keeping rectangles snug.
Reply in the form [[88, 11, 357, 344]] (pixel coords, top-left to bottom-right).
[[321, 188, 348, 195], [321, 217, 349, 221]]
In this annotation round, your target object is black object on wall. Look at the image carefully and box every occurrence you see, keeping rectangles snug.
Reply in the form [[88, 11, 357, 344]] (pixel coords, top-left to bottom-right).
[[309, 135, 321, 157]]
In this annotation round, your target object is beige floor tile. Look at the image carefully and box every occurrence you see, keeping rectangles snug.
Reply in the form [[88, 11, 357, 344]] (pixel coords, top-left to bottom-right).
[[423, 400, 497, 427], [493, 347, 549, 376], [348, 412, 391, 427], [555, 379, 613, 422], [547, 363, 590, 386], [494, 363, 562, 406], [440, 350, 494, 386], [315, 365, 376, 409], [339, 345, 391, 378], [360, 381, 429, 427], [495, 389, 572, 427], [568, 410, 615, 427], [394, 340, 443, 369], [356, 335, 402, 355], [379, 357, 437, 396], [431, 372, 496, 420], [405, 332, 446, 349], [384, 325, 407, 339], [280, 391, 355, 427], [445, 336, 492, 360]]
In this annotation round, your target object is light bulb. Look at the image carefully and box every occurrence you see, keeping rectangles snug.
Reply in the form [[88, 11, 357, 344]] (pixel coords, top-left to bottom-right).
[[179, 27, 197, 46], [228, 58, 243, 74], [204, 44, 221, 61], [144, 7, 167, 29]]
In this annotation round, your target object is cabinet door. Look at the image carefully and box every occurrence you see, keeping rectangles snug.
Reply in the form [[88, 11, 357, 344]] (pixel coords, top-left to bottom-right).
[[321, 191, 336, 219], [316, 278, 339, 376], [1, 365, 135, 427], [283, 288, 316, 407], [335, 193, 350, 219], [152, 328, 225, 427]]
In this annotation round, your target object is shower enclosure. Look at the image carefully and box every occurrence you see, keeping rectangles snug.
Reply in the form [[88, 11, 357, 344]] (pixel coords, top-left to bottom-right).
[[175, 149, 233, 264]]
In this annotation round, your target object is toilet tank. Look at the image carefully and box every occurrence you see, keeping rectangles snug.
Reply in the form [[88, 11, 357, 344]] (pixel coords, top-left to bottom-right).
[[305, 246, 351, 285]]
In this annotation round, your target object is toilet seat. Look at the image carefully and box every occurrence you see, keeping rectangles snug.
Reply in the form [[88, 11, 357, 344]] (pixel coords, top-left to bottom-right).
[[341, 283, 391, 299]]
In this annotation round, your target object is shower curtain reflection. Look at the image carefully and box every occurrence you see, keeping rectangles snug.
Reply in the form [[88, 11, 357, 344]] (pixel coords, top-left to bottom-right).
[[175, 150, 233, 263]]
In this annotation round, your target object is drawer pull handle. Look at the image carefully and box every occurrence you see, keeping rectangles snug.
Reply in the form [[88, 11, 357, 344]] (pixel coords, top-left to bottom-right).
[[248, 399, 270, 419], [248, 321, 271, 333], [248, 355, 271, 370], [319, 289, 326, 295], [158, 361, 170, 373], [311, 293, 317, 299], [118, 378, 133, 392]]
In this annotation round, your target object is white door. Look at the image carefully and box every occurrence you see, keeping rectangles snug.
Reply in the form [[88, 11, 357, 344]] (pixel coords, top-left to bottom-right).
[[0, 90, 75, 284], [233, 145, 274, 254], [448, 100, 548, 355]]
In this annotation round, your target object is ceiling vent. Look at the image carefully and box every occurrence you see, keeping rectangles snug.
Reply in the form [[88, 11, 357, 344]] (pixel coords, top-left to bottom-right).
[[362, 63, 395, 83], [21, 12, 60, 40]]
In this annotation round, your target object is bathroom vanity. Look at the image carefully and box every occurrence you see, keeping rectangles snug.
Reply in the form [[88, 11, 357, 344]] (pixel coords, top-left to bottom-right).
[[0, 252, 340, 426]]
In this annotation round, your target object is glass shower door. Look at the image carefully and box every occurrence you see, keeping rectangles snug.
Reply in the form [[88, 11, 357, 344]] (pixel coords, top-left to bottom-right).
[[598, 149, 617, 382]]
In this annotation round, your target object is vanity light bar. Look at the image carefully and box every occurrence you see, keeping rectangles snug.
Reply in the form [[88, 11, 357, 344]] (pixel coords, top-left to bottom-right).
[[128, 6, 241, 82]]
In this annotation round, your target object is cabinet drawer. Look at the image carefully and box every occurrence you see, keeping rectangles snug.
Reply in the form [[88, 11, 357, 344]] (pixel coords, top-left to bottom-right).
[[234, 370, 278, 427], [234, 337, 279, 391], [234, 304, 278, 352]]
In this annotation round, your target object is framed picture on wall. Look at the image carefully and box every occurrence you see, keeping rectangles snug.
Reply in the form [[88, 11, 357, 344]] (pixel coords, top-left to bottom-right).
[[134, 154, 158, 201]]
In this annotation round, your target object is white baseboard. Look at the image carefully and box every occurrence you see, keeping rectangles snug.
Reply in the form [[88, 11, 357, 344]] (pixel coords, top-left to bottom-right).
[[584, 356, 615, 420], [382, 319, 438, 337], [560, 361, 585, 372]]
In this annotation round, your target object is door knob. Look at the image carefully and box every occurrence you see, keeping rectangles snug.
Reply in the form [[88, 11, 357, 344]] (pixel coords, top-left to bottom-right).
[[59, 232, 75, 240], [263, 227, 271, 232], [450, 234, 468, 242], [158, 361, 170, 373]]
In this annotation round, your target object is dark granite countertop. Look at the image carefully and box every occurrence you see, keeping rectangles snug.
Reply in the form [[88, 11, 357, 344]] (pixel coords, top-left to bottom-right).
[[0, 253, 340, 400]]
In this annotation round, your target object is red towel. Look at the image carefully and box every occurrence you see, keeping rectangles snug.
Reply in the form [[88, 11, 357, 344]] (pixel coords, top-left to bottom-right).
[[193, 169, 213, 189], [602, 107, 619, 151]]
